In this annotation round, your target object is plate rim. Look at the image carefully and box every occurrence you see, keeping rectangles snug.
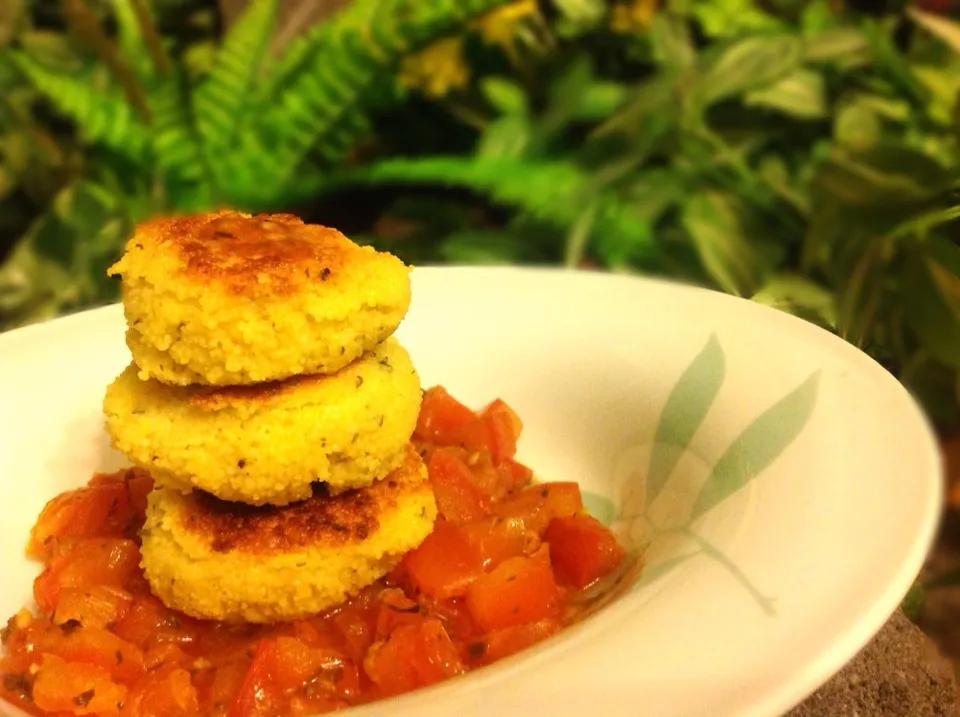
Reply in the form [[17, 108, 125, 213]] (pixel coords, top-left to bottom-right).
[[0, 266, 944, 717]]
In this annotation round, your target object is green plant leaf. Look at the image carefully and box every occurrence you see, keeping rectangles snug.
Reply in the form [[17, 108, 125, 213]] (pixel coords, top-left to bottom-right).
[[692, 371, 820, 518], [147, 69, 206, 184], [903, 238, 960, 369], [834, 99, 882, 150], [811, 146, 951, 207], [576, 82, 628, 120], [17, 31, 82, 72], [437, 230, 533, 264], [480, 77, 527, 116], [646, 334, 726, 507], [326, 155, 656, 262], [802, 27, 871, 68], [743, 67, 827, 119], [681, 189, 770, 296], [691, 0, 782, 38], [907, 7, 960, 55], [649, 13, 696, 70], [193, 0, 278, 163], [752, 273, 837, 328], [696, 35, 803, 108], [246, 0, 514, 198], [8, 52, 149, 159], [476, 115, 531, 158]]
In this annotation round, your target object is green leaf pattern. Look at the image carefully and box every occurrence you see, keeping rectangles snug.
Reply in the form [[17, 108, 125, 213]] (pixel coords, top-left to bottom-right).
[[608, 334, 820, 610]]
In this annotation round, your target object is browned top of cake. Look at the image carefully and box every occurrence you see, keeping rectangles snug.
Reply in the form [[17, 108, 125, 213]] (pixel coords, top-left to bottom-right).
[[120, 210, 362, 295], [178, 445, 425, 554]]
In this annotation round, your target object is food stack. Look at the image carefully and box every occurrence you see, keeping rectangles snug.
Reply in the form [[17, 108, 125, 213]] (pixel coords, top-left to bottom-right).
[[102, 210, 437, 623]]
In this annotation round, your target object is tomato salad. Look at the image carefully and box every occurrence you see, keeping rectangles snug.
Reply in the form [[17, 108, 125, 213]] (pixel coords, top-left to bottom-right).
[[1, 387, 630, 717]]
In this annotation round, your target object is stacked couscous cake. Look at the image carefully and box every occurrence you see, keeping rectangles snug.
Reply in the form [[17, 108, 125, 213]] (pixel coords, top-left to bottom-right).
[[102, 211, 437, 623]]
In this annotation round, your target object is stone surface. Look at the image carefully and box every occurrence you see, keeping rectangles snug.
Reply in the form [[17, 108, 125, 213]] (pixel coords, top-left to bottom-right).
[[789, 610, 958, 716]]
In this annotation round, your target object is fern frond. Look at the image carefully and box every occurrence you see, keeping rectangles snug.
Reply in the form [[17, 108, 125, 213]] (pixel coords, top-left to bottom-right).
[[106, 0, 155, 83], [193, 0, 278, 161], [325, 156, 656, 259], [147, 69, 206, 185], [9, 52, 149, 159], [246, 0, 513, 198]]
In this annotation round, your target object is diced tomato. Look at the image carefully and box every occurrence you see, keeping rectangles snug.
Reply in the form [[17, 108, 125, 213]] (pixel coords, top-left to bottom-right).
[[142, 642, 191, 672], [462, 516, 540, 570], [113, 596, 199, 651], [121, 666, 199, 717], [545, 514, 625, 590], [27, 484, 126, 558], [493, 482, 583, 536], [448, 416, 495, 455], [415, 387, 476, 444], [228, 636, 356, 717], [363, 619, 464, 696], [375, 589, 424, 638], [32, 654, 126, 716], [328, 599, 377, 664], [480, 399, 522, 464], [466, 549, 562, 631], [195, 659, 249, 717], [467, 617, 562, 665], [37, 625, 145, 684], [418, 597, 480, 645], [427, 448, 488, 524], [34, 539, 142, 614], [403, 520, 484, 599], [498, 458, 534, 491], [53, 586, 133, 631]]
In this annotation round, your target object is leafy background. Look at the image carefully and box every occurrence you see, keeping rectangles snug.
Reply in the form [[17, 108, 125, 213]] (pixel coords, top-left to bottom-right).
[[2, 0, 960, 665]]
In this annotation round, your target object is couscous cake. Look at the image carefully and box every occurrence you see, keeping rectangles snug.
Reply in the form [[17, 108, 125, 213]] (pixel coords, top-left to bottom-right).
[[139, 444, 437, 623], [103, 337, 421, 506], [108, 210, 411, 386]]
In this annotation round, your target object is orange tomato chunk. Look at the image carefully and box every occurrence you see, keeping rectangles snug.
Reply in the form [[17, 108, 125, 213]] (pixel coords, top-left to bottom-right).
[[468, 617, 562, 665], [545, 514, 626, 589], [427, 448, 488, 524], [363, 620, 464, 696], [415, 387, 476, 444], [34, 539, 141, 615], [465, 550, 562, 631], [53, 586, 133, 631], [32, 654, 127, 716], [38, 625, 145, 684], [493, 482, 583, 536], [480, 399, 521, 464], [403, 520, 484, 599]]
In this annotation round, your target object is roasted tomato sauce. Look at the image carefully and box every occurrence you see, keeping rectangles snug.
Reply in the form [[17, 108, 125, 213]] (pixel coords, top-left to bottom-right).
[[1, 387, 628, 717]]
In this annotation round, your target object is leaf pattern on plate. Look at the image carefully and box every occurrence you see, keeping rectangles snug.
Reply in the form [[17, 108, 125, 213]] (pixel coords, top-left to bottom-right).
[[645, 333, 726, 508], [582, 490, 617, 526], [691, 370, 821, 519], [606, 336, 821, 614]]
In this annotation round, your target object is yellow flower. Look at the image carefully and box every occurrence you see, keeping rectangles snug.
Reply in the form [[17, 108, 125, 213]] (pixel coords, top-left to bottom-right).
[[398, 36, 470, 98], [471, 0, 540, 49], [610, 0, 659, 34]]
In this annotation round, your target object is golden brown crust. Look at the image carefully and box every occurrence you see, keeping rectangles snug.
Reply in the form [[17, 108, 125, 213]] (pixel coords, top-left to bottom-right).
[[122, 210, 360, 296], [177, 445, 423, 554], [186, 372, 321, 411]]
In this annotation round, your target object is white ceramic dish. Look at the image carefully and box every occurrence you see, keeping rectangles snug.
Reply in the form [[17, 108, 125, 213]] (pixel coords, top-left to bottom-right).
[[0, 267, 942, 717]]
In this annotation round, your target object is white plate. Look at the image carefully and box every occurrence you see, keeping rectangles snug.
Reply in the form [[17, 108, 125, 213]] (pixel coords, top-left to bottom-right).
[[0, 267, 942, 717]]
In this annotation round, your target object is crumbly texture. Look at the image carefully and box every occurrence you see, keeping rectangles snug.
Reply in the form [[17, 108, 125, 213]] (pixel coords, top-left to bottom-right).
[[103, 338, 422, 505], [108, 210, 412, 386], [140, 445, 437, 623]]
